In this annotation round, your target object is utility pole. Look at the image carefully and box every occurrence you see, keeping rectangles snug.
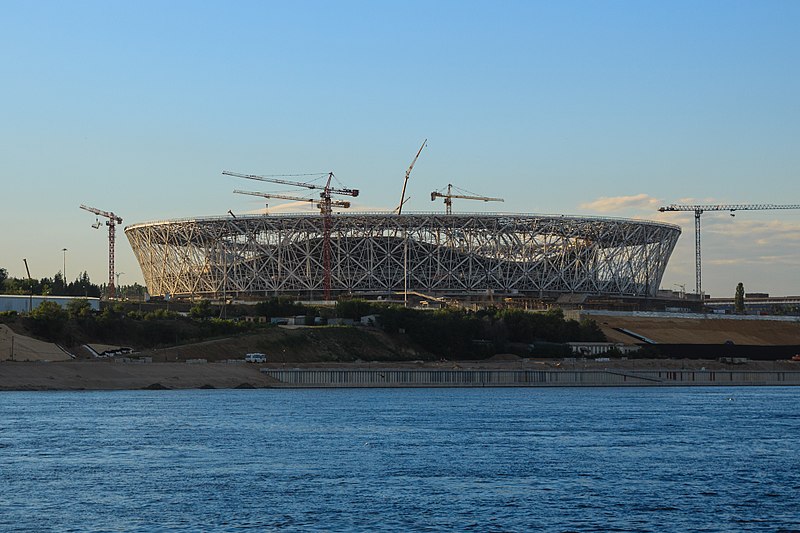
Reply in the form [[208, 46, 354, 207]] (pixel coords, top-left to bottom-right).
[[115, 272, 124, 299], [62, 248, 68, 284]]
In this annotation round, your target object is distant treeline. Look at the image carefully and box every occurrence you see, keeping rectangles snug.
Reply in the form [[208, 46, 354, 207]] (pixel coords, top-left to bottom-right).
[[1, 299, 251, 348], [0, 292, 606, 359], [0, 267, 146, 300], [337, 300, 605, 358]]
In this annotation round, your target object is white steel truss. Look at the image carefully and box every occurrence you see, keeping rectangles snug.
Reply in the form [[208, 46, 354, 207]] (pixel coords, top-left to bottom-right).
[[125, 213, 681, 299]]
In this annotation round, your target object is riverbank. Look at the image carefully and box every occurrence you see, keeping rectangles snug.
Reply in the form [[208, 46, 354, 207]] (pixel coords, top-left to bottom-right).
[[0, 361, 280, 390], [2, 358, 799, 390]]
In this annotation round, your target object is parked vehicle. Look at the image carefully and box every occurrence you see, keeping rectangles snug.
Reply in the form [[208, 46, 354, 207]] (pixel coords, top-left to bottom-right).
[[245, 353, 267, 363]]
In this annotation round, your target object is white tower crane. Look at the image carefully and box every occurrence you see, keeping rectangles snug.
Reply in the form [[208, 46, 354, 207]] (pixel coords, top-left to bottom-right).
[[658, 203, 800, 296]]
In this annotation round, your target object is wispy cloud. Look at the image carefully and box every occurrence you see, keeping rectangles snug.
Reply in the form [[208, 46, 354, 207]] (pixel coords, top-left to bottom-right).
[[580, 193, 661, 213], [707, 218, 800, 241]]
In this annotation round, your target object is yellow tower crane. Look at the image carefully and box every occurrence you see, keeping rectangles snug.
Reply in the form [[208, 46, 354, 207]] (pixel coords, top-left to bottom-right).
[[431, 184, 504, 215]]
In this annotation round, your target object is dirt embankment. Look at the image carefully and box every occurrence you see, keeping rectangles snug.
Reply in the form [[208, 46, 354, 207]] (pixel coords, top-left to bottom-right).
[[136, 325, 428, 364], [0, 361, 280, 391], [2, 316, 800, 391], [0, 324, 72, 362], [592, 314, 800, 345]]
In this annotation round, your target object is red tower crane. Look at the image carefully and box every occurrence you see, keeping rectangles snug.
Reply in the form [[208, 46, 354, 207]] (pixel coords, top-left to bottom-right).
[[80, 204, 123, 299], [224, 170, 359, 300]]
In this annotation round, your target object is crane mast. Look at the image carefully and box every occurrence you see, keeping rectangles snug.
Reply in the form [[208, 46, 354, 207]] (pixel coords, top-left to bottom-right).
[[431, 184, 504, 215], [225, 170, 359, 301], [80, 204, 123, 299], [658, 203, 800, 296], [396, 139, 427, 214]]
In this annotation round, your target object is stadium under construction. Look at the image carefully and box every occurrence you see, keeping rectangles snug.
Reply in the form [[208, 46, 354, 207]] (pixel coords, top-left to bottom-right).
[[125, 212, 681, 304]]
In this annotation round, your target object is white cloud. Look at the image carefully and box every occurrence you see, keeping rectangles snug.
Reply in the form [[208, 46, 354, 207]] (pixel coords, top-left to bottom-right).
[[580, 193, 661, 213]]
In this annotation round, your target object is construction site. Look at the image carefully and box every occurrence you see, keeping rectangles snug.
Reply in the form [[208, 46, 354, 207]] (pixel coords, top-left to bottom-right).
[[121, 147, 685, 307], [51, 138, 793, 314], [6, 144, 783, 384]]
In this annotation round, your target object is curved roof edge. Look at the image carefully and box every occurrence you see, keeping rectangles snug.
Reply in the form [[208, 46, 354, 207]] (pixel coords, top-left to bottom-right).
[[125, 212, 682, 232]]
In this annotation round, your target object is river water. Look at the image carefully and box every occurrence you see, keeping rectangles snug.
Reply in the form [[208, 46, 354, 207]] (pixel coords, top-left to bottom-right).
[[1, 387, 798, 532]]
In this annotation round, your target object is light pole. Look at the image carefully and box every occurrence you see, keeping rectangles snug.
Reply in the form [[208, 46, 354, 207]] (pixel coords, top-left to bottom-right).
[[115, 272, 124, 299], [62, 248, 68, 283]]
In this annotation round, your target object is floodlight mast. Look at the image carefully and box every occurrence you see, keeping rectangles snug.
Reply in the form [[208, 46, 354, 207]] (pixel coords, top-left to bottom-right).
[[658, 203, 800, 296]]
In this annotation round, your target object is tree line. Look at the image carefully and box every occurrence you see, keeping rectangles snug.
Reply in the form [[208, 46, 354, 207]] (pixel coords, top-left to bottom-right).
[[0, 267, 147, 300]]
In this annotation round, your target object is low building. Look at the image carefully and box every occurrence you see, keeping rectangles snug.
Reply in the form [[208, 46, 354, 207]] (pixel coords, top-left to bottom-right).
[[567, 342, 640, 356], [0, 295, 101, 313]]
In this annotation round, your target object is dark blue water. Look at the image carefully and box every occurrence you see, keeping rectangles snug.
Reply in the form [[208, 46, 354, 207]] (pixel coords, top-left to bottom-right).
[[1, 387, 798, 532]]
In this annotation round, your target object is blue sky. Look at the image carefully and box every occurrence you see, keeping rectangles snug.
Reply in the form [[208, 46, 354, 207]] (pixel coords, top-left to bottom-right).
[[1, 1, 798, 297]]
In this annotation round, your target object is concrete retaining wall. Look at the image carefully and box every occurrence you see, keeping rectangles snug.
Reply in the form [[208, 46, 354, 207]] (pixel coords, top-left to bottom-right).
[[260, 368, 800, 388]]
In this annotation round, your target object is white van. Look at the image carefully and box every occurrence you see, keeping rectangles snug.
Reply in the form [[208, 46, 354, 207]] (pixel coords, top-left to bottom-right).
[[245, 353, 267, 363]]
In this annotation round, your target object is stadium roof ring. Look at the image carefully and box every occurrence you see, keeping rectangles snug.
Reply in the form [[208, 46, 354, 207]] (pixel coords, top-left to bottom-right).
[[125, 212, 681, 299]]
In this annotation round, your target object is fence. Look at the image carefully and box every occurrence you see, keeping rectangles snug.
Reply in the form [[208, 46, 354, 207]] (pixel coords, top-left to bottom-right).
[[261, 368, 800, 388]]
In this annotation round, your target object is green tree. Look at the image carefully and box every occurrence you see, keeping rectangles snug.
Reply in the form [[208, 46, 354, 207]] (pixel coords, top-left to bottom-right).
[[67, 271, 102, 298], [255, 296, 307, 318], [189, 299, 214, 319], [27, 301, 69, 341], [734, 282, 745, 314], [0, 267, 7, 292], [66, 298, 93, 319], [335, 299, 375, 319]]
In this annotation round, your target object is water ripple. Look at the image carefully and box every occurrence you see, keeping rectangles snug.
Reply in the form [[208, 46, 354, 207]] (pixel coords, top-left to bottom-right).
[[0, 387, 798, 531]]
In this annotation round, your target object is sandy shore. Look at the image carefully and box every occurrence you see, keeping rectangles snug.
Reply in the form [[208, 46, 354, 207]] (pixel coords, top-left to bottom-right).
[[0, 361, 279, 391]]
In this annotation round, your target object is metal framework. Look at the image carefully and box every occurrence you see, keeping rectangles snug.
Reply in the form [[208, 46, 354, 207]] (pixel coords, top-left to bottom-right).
[[659, 203, 800, 295], [80, 204, 123, 299], [125, 213, 681, 299]]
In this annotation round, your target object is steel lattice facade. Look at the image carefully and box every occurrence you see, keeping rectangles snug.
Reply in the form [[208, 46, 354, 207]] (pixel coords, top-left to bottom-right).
[[125, 213, 680, 299]]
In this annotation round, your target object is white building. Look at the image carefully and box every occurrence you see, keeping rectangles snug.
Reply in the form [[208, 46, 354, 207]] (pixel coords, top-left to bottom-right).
[[0, 295, 101, 313]]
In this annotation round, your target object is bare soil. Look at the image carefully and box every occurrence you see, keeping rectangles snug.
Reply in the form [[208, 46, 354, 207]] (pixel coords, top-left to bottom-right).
[[592, 314, 800, 345]]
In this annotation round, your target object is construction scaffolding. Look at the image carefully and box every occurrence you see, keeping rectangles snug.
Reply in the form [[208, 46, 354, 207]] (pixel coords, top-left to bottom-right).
[[125, 213, 681, 300]]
